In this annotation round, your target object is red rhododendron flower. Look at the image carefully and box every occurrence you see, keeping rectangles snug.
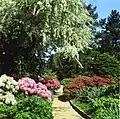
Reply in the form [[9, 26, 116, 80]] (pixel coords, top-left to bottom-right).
[[41, 78, 61, 90]]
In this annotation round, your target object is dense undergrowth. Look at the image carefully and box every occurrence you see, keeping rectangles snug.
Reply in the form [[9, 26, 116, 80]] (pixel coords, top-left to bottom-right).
[[62, 76, 119, 119], [0, 74, 61, 119]]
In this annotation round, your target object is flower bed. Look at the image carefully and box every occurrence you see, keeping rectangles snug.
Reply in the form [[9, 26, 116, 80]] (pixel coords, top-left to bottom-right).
[[72, 83, 119, 119], [63, 75, 119, 118], [0, 74, 54, 119], [63, 75, 115, 99]]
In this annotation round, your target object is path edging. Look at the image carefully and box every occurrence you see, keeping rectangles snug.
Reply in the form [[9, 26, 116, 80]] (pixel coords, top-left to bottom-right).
[[69, 100, 91, 119]]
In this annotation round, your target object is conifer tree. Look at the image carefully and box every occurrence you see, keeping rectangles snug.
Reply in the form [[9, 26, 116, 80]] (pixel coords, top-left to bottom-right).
[[98, 10, 120, 56]]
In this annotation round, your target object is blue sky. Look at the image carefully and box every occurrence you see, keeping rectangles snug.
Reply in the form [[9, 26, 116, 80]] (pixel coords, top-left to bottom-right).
[[88, 0, 120, 19]]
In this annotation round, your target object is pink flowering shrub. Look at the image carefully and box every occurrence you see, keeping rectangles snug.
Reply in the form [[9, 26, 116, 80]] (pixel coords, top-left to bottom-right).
[[18, 77, 52, 100], [41, 79, 60, 90]]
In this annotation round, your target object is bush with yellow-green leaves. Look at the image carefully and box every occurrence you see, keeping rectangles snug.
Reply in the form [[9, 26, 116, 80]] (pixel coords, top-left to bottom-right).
[[0, 74, 19, 105]]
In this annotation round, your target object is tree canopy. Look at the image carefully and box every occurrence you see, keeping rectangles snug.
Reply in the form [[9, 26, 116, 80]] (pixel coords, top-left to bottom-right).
[[0, 0, 93, 75]]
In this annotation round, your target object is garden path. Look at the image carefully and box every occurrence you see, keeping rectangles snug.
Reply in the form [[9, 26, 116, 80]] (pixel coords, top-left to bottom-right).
[[52, 85, 82, 119]]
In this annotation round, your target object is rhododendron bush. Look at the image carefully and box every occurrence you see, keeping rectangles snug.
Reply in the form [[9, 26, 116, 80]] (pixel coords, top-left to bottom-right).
[[63, 75, 115, 99], [41, 79, 61, 90], [0, 74, 19, 105], [18, 77, 52, 100]]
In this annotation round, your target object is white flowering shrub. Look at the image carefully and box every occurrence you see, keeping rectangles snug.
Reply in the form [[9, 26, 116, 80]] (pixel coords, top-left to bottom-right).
[[0, 74, 19, 105]]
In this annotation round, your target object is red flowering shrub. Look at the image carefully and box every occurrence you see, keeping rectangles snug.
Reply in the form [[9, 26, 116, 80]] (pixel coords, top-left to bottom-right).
[[63, 75, 114, 100], [82, 75, 114, 87], [41, 79, 61, 90]]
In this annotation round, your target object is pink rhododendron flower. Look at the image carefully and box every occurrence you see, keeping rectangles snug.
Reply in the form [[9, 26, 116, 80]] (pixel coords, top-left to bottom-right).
[[18, 77, 52, 100]]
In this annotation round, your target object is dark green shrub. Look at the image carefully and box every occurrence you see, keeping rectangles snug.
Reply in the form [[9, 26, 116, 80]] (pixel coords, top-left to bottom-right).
[[103, 83, 119, 98], [0, 94, 53, 119], [79, 51, 120, 79], [50, 50, 120, 80], [79, 50, 100, 76], [49, 53, 81, 80], [91, 53, 120, 79], [14, 57, 31, 77]]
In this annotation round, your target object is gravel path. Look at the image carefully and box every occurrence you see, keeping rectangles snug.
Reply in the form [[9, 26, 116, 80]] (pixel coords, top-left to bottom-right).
[[52, 85, 82, 119]]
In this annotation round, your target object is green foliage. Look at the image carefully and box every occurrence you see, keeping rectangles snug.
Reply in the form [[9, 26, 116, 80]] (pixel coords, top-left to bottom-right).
[[92, 53, 120, 79], [103, 83, 119, 98], [0, 74, 19, 105], [79, 50, 100, 76], [93, 97, 119, 109], [15, 56, 31, 77], [75, 86, 108, 102], [0, 0, 93, 75], [0, 94, 53, 119], [72, 101, 90, 112], [42, 70, 57, 79], [79, 51, 120, 79], [75, 83, 118, 102], [61, 78, 71, 86], [97, 10, 120, 58], [87, 4, 98, 21], [73, 98, 119, 119], [93, 107, 119, 119], [92, 97, 119, 119], [73, 85, 119, 119], [51, 48, 120, 80], [86, 4, 98, 38], [49, 53, 81, 80]]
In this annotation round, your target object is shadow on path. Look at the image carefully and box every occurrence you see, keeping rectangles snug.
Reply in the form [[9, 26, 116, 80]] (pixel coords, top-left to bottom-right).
[[58, 95, 68, 102]]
